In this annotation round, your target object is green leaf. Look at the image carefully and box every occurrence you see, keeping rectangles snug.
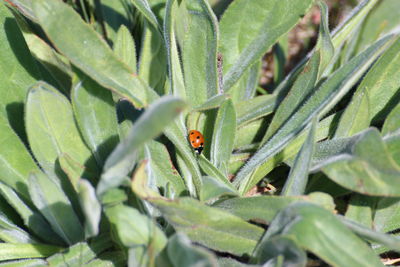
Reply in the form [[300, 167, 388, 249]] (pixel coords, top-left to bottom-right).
[[262, 51, 320, 144], [262, 202, 383, 267], [147, 197, 264, 256], [128, 246, 151, 267], [139, 22, 167, 95], [198, 155, 235, 190], [113, 25, 137, 73], [356, 36, 400, 122], [32, 0, 149, 107], [200, 176, 237, 202], [315, 128, 400, 196], [339, 216, 400, 253], [182, 0, 219, 107], [77, 179, 101, 238], [0, 243, 60, 261], [214, 192, 335, 224], [228, 60, 261, 103], [4, 0, 36, 22], [234, 119, 265, 149], [132, 161, 165, 200], [210, 99, 236, 176], [85, 252, 126, 267], [273, 0, 379, 97], [252, 236, 306, 266], [0, 211, 37, 243], [25, 82, 94, 176], [145, 141, 186, 197], [105, 204, 167, 253], [47, 235, 113, 266], [345, 194, 374, 228], [233, 35, 394, 192], [316, 1, 334, 75], [0, 259, 47, 267], [374, 197, 400, 234], [131, 0, 160, 28], [356, 0, 400, 53], [164, 0, 186, 98], [193, 94, 230, 112], [220, 0, 313, 92], [334, 87, 370, 138], [0, 2, 39, 139], [236, 94, 276, 127], [58, 153, 85, 192], [281, 117, 317, 196], [29, 172, 84, 245], [100, 188, 128, 206], [97, 0, 131, 42], [97, 96, 186, 195], [229, 153, 250, 175], [0, 116, 38, 200], [241, 112, 335, 194], [382, 102, 400, 135], [13, 10, 71, 93], [331, 0, 379, 52], [218, 258, 256, 267], [167, 233, 218, 267], [0, 182, 63, 245], [71, 69, 119, 166], [384, 132, 400, 167]]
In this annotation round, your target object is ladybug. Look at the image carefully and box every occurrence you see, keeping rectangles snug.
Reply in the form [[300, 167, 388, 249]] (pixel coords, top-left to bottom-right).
[[188, 130, 204, 154]]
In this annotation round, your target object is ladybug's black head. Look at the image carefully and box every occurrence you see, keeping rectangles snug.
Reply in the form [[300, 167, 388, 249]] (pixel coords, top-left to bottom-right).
[[194, 147, 203, 155]]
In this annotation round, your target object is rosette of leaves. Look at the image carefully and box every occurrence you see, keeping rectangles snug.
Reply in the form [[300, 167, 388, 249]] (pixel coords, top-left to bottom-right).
[[0, 0, 400, 266]]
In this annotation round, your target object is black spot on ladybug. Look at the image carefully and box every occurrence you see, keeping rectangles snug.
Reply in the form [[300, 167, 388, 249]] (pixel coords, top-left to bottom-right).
[[191, 141, 194, 143], [197, 136, 200, 139], [190, 132, 194, 135], [200, 142, 204, 146]]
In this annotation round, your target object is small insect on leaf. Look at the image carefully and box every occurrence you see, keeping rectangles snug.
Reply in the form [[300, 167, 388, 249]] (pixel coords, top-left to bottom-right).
[[188, 130, 205, 155]]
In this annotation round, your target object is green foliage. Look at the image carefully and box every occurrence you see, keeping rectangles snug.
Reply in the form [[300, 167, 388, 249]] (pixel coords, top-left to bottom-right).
[[1, 0, 400, 266]]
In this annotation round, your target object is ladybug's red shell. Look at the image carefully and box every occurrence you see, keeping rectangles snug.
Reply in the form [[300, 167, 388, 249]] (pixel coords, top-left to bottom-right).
[[188, 130, 204, 154]]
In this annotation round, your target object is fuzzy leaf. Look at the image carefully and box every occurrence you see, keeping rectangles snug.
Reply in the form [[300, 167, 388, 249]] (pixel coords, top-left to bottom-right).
[[78, 180, 101, 238], [139, 22, 167, 95], [236, 94, 276, 127], [0, 243, 60, 261], [334, 88, 370, 138], [28, 172, 84, 245], [0, 116, 37, 200], [25, 82, 94, 176], [200, 176, 237, 202], [167, 233, 218, 267], [71, 69, 119, 166], [0, 183, 63, 245], [113, 25, 137, 77], [260, 202, 383, 267], [148, 197, 264, 256], [32, 0, 149, 107], [98, 96, 185, 195], [210, 99, 236, 175], [281, 117, 317, 196], [164, 0, 186, 98], [214, 192, 335, 224], [105, 204, 167, 252], [220, 0, 313, 91], [356, 36, 400, 122], [182, 0, 219, 107], [145, 141, 186, 197], [382, 102, 400, 136], [234, 36, 394, 193], [313, 128, 400, 196]]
